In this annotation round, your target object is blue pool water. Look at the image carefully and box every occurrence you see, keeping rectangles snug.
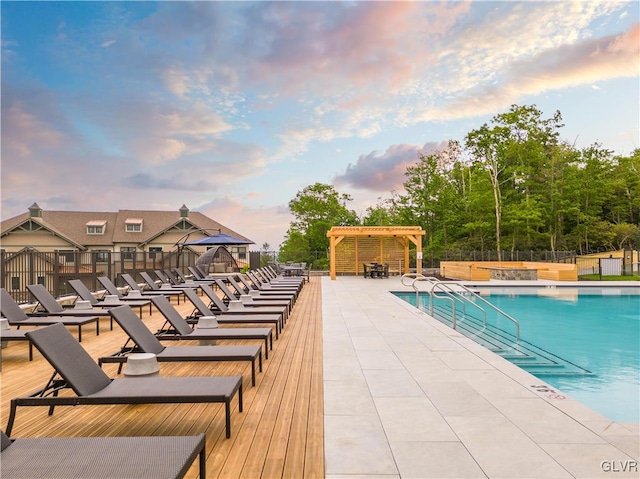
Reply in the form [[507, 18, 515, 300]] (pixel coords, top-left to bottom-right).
[[395, 287, 639, 422]]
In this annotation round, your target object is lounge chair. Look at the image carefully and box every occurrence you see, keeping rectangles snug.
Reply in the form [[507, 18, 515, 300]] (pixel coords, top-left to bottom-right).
[[265, 265, 306, 283], [188, 265, 209, 280], [120, 273, 185, 303], [26, 283, 114, 331], [256, 268, 304, 289], [151, 295, 273, 359], [100, 304, 262, 386], [1, 429, 206, 479], [68, 279, 152, 316], [209, 280, 289, 319], [0, 288, 99, 342], [154, 269, 172, 283], [5, 323, 243, 438], [172, 268, 216, 286], [160, 269, 215, 288], [183, 288, 283, 339], [224, 277, 293, 311], [272, 263, 310, 283], [250, 269, 302, 290], [0, 327, 34, 361], [188, 265, 228, 281], [236, 274, 298, 304], [140, 271, 197, 294], [158, 269, 194, 287], [97, 276, 161, 305], [154, 270, 195, 288], [198, 284, 286, 323]]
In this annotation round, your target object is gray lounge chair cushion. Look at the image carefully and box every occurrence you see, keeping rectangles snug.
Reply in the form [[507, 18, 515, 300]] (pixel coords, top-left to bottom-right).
[[1, 430, 206, 479], [109, 305, 165, 354], [26, 323, 112, 396], [151, 296, 194, 336], [0, 288, 31, 321]]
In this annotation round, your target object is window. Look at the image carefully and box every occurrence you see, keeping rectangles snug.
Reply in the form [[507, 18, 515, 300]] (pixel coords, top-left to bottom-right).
[[231, 246, 247, 260], [37, 276, 45, 286], [58, 250, 76, 263], [11, 276, 20, 290], [125, 219, 143, 232], [121, 247, 136, 260], [86, 220, 106, 235], [94, 250, 110, 262], [149, 247, 162, 259]]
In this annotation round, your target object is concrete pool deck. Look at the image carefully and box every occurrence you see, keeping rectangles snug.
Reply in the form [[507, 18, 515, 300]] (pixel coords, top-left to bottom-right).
[[322, 276, 639, 479]]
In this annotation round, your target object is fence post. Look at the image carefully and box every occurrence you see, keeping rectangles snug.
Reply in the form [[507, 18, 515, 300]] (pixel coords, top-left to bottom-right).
[[0, 251, 4, 290], [598, 258, 602, 280]]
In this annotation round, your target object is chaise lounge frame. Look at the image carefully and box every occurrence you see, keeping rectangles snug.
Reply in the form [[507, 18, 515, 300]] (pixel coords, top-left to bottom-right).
[[5, 323, 243, 438]]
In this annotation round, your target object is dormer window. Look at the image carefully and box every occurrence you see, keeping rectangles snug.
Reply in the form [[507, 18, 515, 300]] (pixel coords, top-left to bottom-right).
[[125, 218, 143, 232], [86, 220, 106, 235]]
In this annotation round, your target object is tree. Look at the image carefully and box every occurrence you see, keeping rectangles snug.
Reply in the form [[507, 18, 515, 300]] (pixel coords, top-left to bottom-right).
[[282, 183, 359, 264], [393, 141, 464, 251], [260, 242, 273, 267], [465, 105, 564, 259], [564, 144, 616, 253], [361, 197, 397, 226], [278, 230, 310, 263]]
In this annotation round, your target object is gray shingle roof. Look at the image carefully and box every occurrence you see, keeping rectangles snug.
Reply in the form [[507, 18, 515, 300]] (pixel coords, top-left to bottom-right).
[[1, 207, 252, 249]]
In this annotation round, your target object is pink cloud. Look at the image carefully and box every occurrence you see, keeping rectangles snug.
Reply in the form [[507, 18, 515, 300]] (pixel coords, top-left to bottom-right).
[[1, 104, 66, 158], [334, 142, 447, 192]]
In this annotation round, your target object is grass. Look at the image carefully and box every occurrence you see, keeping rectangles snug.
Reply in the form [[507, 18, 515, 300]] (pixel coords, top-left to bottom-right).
[[579, 274, 640, 281]]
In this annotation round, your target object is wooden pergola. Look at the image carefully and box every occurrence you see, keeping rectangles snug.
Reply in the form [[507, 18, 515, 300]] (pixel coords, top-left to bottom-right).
[[326, 226, 425, 280]]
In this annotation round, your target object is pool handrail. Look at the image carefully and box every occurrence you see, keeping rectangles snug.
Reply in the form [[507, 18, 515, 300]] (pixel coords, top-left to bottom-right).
[[408, 276, 476, 332], [406, 276, 520, 340], [400, 273, 427, 287]]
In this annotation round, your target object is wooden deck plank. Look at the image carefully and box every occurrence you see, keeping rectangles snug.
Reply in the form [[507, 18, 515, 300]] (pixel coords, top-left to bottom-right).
[[282, 299, 316, 477], [261, 303, 310, 477], [1, 276, 324, 478], [237, 295, 306, 477]]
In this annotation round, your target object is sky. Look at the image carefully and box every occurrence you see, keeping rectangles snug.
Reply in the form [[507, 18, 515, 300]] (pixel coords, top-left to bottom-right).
[[2, 1, 639, 250]]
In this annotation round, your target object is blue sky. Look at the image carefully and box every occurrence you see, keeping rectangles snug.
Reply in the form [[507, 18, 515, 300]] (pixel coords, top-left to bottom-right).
[[2, 1, 638, 249]]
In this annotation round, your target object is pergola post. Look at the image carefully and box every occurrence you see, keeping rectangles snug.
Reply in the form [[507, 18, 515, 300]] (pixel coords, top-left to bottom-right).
[[329, 235, 336, 280], [404, 243, 410, 275]]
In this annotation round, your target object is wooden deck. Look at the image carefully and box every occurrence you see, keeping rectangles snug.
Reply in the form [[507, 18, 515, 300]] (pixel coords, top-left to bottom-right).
[[1, 277, 324, 478]]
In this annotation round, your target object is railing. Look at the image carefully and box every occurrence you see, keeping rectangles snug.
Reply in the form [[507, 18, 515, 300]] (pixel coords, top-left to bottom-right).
[[2, 250, 225, 302], [402, 274, 520, 340]]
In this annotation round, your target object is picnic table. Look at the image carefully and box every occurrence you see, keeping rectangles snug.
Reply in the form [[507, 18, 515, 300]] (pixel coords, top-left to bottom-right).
[[280, 263, 305, 277], [363, 263, 389, 278]]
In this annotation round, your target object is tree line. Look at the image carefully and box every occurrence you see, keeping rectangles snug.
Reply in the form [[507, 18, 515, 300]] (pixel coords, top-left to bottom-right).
[[279, 104, 639, 266]]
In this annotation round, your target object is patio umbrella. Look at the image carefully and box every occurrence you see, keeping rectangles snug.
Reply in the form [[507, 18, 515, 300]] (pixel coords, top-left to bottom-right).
[[182, 233, 254, 246]]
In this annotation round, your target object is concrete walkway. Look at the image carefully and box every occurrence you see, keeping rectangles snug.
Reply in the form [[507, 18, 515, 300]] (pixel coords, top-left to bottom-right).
[[322, 276, 639, 479]]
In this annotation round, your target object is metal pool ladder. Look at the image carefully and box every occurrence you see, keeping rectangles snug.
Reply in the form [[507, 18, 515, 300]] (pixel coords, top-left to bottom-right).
[[401, 274, 520, 340]]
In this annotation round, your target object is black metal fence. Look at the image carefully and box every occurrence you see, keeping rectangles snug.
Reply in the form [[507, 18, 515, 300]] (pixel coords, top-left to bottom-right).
[[3, 249, 635, 303], [575, 254, 639, 278], [1, 250, 203, 303]]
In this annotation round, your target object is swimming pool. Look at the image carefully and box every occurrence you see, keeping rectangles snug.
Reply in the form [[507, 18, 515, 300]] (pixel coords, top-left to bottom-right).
[[394, 287, 639, 422]]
